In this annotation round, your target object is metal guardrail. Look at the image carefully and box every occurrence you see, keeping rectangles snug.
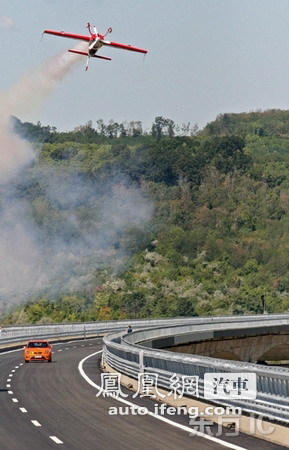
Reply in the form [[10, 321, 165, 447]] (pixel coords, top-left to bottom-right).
[[0, 313, 274, 347], [103, 314, 289, 424], [0, 316, 219, 347], [2, 314, 289, 423]]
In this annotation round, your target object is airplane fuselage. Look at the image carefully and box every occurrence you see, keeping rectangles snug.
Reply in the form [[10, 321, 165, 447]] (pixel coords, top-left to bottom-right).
[[88, 35, 111, 56], [88, 37, 102, 54]]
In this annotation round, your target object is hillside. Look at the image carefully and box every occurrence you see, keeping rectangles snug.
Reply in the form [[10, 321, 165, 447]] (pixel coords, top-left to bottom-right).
[[202, 109, 289, 137], [2, 111, 289, 324]]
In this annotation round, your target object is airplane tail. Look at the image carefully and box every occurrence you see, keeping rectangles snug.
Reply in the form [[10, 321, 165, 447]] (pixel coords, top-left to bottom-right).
[[68, 49, 111, 71], [91, 54, 111, 61], [68, 49, 111, 60]]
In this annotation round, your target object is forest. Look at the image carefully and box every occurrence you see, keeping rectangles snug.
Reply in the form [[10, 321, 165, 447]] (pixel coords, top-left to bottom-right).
[[2, 109, 289, 324]]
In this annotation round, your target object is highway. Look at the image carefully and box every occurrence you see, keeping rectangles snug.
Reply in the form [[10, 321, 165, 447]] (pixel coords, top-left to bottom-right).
[[0, 338, 286, 450]]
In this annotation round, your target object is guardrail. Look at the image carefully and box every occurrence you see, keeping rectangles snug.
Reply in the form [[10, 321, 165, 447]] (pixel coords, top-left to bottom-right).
[[0, 314, 269, 347], [103, 314, 289, 424], [0, 316, 215, 347], [1, 313, 285, 347], [2, 314, 289, 423]]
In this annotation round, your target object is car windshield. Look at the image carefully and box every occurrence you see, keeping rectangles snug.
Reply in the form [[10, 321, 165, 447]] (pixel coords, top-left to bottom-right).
[[27, 342, 48, 348]]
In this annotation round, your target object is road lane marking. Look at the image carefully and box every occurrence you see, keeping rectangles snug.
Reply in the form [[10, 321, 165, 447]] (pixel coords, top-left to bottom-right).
[[50, 436, 63, 444], [0, 348, 21, 355], [6, 384, 11, 387], [31, 420, 42, 427], [0, 348, 64, 442], [78, 351, 248, 450]]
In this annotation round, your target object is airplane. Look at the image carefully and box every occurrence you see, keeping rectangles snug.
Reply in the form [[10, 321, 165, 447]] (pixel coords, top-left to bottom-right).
[[43, 22, 148, 71]]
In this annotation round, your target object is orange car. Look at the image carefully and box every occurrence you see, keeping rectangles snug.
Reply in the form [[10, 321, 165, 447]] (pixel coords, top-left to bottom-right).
[[24, 340, 52, 363]]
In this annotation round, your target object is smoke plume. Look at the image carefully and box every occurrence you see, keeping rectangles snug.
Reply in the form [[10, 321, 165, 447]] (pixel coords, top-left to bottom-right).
[[0, 43, 86, 183], [0, 47, 153, 312]]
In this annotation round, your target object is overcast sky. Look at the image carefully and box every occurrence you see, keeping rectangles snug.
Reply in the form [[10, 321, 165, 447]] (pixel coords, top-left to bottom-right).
[[1, 0, 289, 132]]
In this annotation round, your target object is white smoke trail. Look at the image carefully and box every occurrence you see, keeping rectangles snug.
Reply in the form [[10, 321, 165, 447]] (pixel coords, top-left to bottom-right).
[[0, 42, 89, 308], [0, 43, 153, 313], [0, 124, 34, 183], [0, 42, 86, 183], [2, 42, 86, 117]]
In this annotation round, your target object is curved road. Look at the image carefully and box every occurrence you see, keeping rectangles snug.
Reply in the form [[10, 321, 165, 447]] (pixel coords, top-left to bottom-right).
[[0, 339, 286, 450]]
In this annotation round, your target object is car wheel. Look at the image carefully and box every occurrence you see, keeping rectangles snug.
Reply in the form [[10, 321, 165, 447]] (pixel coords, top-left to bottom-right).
[[25, 360, 29, 363], [48, 359, 52, 363]]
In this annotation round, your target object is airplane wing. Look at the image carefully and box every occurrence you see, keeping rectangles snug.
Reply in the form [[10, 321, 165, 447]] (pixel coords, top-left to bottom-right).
[[103, 40, 148, 54], [43, 30, 90, 42]]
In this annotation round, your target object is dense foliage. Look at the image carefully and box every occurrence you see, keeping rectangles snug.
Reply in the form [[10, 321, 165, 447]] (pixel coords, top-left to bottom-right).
[[3, 110, 289, 324]]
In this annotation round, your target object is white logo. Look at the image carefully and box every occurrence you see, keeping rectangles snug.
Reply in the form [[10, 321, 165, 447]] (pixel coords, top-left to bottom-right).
[[204, 372, 257, 400]]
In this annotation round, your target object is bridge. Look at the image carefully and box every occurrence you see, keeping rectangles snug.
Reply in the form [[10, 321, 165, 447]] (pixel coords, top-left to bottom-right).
[[1, 314, 289, 448], [102, 314, 289, 447], [140, 323, 289, 363]]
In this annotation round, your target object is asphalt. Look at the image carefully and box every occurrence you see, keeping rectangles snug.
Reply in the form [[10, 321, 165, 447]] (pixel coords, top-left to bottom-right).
[[0, 339, 287, 450]]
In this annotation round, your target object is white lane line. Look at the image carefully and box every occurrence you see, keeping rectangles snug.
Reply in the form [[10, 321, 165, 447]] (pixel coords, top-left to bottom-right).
[[19, 407, 27, 413], [78, 351, 248, 450], [65, 347, 69, 350], [19, 363, 24, 366], [6, 384, 11, 388], [9, 374, 13, 377], [11, 369, 16, 372], [7, 378, 11, 382], [8, 390, 13, 394], [15, 365, 19, 368], [58, 349, 62, 352], [49, 436, 63, 444], [31, 420, 42, 427], [0, 348, 22, 355], [12, 398, 18, 403]]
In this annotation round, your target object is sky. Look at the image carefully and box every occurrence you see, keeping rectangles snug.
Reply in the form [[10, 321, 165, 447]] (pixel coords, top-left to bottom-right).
[[1, 0, 289, 132]]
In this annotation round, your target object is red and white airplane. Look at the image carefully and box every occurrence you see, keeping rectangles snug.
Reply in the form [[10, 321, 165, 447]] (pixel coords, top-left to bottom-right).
[[43, 22, 148, 71]]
